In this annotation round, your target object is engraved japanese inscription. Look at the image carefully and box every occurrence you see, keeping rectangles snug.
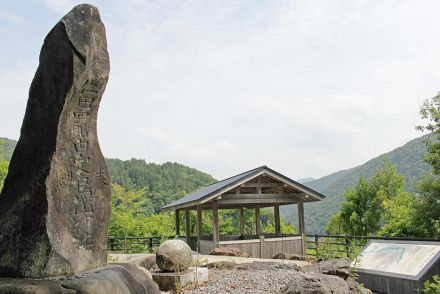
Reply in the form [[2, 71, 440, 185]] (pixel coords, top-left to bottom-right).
[[0, 4, 111, 278]]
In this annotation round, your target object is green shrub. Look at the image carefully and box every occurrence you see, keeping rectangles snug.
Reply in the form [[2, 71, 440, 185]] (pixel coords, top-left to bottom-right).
[[423, 275, 440, 294]]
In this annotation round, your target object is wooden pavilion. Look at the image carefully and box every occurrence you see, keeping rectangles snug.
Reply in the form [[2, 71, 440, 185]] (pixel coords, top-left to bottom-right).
[[162, 166, 325, 258]]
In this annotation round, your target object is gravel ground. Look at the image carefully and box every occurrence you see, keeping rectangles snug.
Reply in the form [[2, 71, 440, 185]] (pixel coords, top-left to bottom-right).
[[160, 262, 302, 294]]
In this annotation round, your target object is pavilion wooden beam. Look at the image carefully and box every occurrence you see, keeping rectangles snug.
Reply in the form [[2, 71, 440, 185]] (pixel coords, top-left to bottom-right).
[[255, 207, 261, 236], [274, 204, 280, 236], [185, 209, 190, 244], [239, 207, 245, 236], [221, 193, 306, 199], [196, 205, 202, 252], [297, 201, 306, 255], [242, 183, 284, 188], [212, 199, 219, 248], [175, 209, 180, 236], [217, 198, 298, 206]]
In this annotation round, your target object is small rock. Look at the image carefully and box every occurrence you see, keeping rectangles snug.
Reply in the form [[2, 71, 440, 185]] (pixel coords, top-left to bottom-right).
[[156, 240, 193, 272], [282, 272, 367, 294], [206, 261, 236, 269], [209, 247, 250, 257], [273, 253, 307, 261], [307, 258, 351, 280]]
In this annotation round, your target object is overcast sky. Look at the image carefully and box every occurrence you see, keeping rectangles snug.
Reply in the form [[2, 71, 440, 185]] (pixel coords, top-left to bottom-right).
[[0, 0, 439, 180]]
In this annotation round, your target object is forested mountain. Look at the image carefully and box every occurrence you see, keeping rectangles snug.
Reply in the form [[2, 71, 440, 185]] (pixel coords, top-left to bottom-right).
[[0, 138, 16, 161], [0, 138, 215, 213], [1, 134, 434, 233], [281, 133, 434, 233], [106, 158, 215, 213]]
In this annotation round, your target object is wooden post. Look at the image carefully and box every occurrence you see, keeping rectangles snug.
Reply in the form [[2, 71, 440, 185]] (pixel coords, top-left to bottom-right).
[[255, 207, 261, 236], [274, 204, 281, 236], [297, 201, 306, 256], [175, 210, 180, 236], [185, 208, 190, 245], [212, 200, 219, 248], [197, 205, 203, 252], [259, 235, 265, 258], [239, 207, 245, 237]]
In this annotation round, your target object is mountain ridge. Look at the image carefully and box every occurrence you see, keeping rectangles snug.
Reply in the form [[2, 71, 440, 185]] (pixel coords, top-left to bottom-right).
[[281, 133, 433, 233], [1, 134, 433, 233]]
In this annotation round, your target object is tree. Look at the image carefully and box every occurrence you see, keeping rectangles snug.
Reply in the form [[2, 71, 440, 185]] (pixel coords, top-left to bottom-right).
[[415, 93, 440, 237], [417, 93, 440, 174], [0, 139, 9, 192], [339, 177, 382, 236], [412, 175, 440, 237], [378, 190, 416, 237], [108, 184, 153, 237], [327, 160, 415, 236], [371, 160, 404, 203], [326, 212, 343, 235]]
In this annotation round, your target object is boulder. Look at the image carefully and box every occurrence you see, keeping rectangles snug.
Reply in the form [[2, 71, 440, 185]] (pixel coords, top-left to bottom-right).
[[139, 255, 158, 271], [282, 272, 370, 294], [0, 264, 159, 294], [209, 247, 250, 257], [307, 258, 352, 280], [0, 3, 111, 278], [156, 240, 193, 272], [273, 253, 307, 261], [60, 263, 158, 294]]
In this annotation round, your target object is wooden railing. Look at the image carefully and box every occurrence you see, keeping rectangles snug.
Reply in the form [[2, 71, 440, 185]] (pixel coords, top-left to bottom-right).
[[305, 234, 440, 259]]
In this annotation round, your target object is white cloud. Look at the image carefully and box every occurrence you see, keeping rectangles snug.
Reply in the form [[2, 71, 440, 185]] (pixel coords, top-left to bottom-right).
[[5, 15, 23, 23], [43, 0, 81, 14], [3, 1, 439, 180]]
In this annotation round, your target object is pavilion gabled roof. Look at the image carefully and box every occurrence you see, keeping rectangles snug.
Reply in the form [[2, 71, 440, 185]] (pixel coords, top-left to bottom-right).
[[162, 165, 325, 211]]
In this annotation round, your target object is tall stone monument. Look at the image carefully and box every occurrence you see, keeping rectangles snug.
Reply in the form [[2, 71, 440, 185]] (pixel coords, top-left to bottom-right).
[[0, 4, 111, 278]]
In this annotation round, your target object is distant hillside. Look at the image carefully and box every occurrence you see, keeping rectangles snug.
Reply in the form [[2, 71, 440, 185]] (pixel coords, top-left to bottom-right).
[[281, 133, 434, 233], [106, 158, 215, 213], [2, 134, 434, 233], [297, 177, 315, 184], [0, 138, 16, 161], [0, 138, 215, 213]]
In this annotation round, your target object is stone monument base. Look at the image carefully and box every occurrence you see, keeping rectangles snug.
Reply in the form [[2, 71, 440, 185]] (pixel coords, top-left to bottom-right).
[[151, 267, 209, 291], [0, 263, 159, 294]]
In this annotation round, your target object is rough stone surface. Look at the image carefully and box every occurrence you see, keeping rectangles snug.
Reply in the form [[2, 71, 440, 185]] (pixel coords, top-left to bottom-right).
[[156, 240, 193, 272], [206, 261, 236, 269], [0, 279, 75, 294], [152, 267, 208, 291], [209, 247, 250, 257], [178, 262, 301, 294], [60, 263, 159, 294], [273, 252, 307, 261], [0, 263, 159, 294], [306, 258, 352, 280], [140, 255, 158, 271], [0, 4, 111, 278], [282, 272, 370, 294]]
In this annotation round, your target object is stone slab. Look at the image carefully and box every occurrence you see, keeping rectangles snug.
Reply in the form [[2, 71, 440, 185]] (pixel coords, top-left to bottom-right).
[[151, 267, 208, 291]]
